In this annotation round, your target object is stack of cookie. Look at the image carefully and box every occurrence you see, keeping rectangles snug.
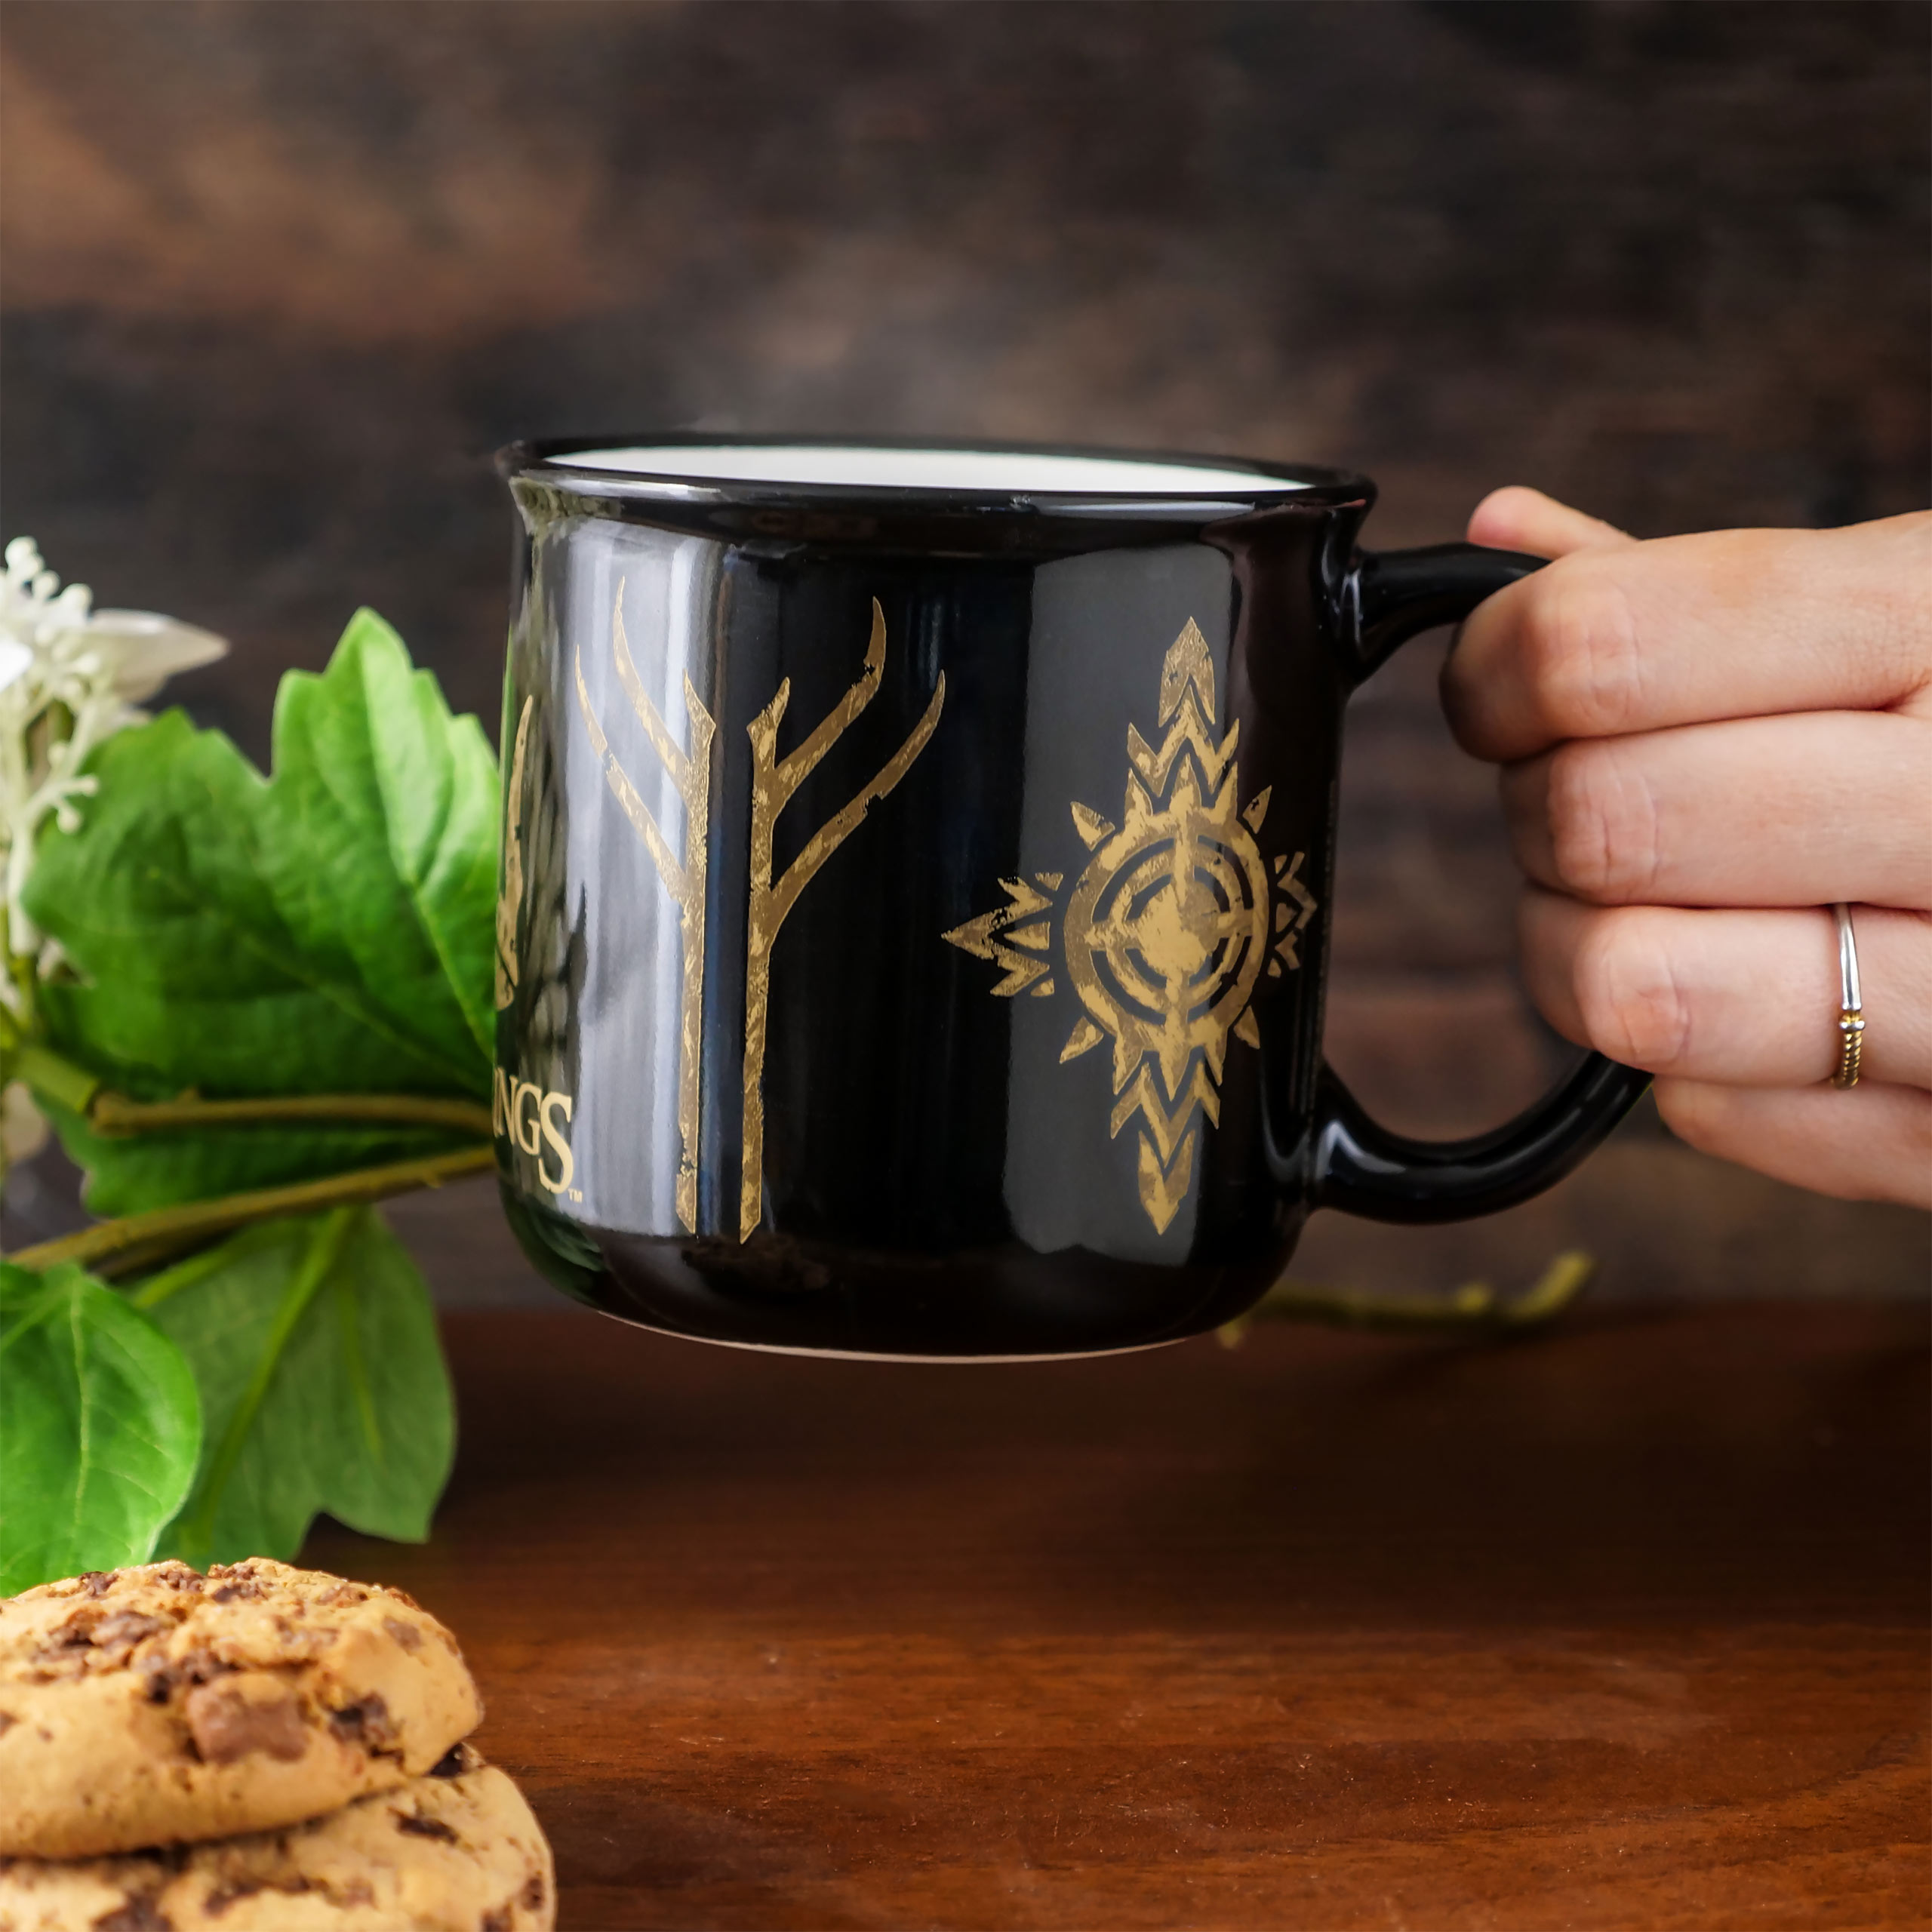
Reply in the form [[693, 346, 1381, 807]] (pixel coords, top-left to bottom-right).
[[0, 1558, 552, 1931]]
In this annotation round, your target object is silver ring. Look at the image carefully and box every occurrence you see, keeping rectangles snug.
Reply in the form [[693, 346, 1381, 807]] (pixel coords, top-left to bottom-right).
[[1832, 903, 1864, 1088]]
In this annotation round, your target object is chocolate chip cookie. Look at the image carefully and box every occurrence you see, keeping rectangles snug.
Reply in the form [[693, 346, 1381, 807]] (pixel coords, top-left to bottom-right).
[[0, 1561, 483, 1858], [0, 1743, 553, 1930]]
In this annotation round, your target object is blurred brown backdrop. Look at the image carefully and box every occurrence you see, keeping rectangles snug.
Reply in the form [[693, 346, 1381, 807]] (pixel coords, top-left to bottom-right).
[[4, 0, 1926, 1299]]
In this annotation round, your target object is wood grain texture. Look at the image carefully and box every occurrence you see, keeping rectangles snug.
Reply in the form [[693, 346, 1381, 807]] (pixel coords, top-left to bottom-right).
[[306, 1305, 1930, 1928]]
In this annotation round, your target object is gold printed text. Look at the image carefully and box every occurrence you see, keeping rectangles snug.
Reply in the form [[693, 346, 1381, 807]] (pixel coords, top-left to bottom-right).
[[494, 1068, 577, 1198]]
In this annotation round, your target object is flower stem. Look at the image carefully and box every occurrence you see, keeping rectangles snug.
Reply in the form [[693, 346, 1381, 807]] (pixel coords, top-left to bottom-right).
[[13, 1041, 97, 1114], [9, 1145, 495, 1275], [90, 1091, 495, 1138], [15, 1041, 493, 1139]]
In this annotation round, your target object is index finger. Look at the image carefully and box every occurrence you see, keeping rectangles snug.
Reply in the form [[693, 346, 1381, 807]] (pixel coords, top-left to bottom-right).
[[1441, 512, 1932, 764]]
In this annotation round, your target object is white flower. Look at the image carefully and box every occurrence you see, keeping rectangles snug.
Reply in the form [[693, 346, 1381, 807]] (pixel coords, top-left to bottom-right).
[[0, 637, 32, 694], [0, 537, 226, 971], [90, 608, 229, 711]]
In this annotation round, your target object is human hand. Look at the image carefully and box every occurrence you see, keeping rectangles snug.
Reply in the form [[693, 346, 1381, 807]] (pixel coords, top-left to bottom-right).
[[1442, 487, 1931, 1208]]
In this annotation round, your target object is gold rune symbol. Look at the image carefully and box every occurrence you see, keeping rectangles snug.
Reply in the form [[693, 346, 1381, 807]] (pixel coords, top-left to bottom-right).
[[945, 617, 1315, 1234], [494, 694, 534, 1011], [574, 585, 716, 1234], [741, 598, 946, 1241]]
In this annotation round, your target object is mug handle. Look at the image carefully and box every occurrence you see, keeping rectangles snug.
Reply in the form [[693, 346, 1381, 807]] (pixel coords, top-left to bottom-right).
[[1311, 543, 1651, 1223]]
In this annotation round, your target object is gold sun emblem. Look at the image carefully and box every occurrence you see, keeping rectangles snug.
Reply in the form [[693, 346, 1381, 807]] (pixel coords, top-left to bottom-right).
[[944, 618, 1315, 1232]]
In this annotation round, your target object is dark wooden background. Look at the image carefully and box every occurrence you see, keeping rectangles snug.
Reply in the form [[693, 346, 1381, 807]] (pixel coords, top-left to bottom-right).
[[4, 1, 1926, 1299]]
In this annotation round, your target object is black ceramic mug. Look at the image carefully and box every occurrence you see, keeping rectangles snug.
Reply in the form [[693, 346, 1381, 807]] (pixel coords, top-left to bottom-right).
[[492, 438, 1647, 1358]]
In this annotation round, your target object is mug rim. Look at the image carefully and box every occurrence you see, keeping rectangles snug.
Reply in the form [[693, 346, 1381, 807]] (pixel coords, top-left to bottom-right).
[[497, 431, 1374, 506]]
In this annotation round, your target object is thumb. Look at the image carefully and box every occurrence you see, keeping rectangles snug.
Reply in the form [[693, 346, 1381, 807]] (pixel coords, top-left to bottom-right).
[[1468, 485, 1634, 559]]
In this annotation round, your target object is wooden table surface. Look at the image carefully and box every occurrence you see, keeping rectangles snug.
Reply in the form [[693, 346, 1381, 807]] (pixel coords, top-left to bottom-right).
[[306, 1303, 1930, 1931]]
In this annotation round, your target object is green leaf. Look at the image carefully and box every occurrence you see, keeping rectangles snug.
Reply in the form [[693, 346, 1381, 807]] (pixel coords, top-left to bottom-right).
[[24, 609, 499, 1215], [0, 1260, 202, 1595], [134, 1208, 454, 1567]]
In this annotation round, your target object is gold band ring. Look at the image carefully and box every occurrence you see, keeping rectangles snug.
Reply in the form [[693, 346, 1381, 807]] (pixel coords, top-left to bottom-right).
[[1832, 903, 1864, 1089]]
